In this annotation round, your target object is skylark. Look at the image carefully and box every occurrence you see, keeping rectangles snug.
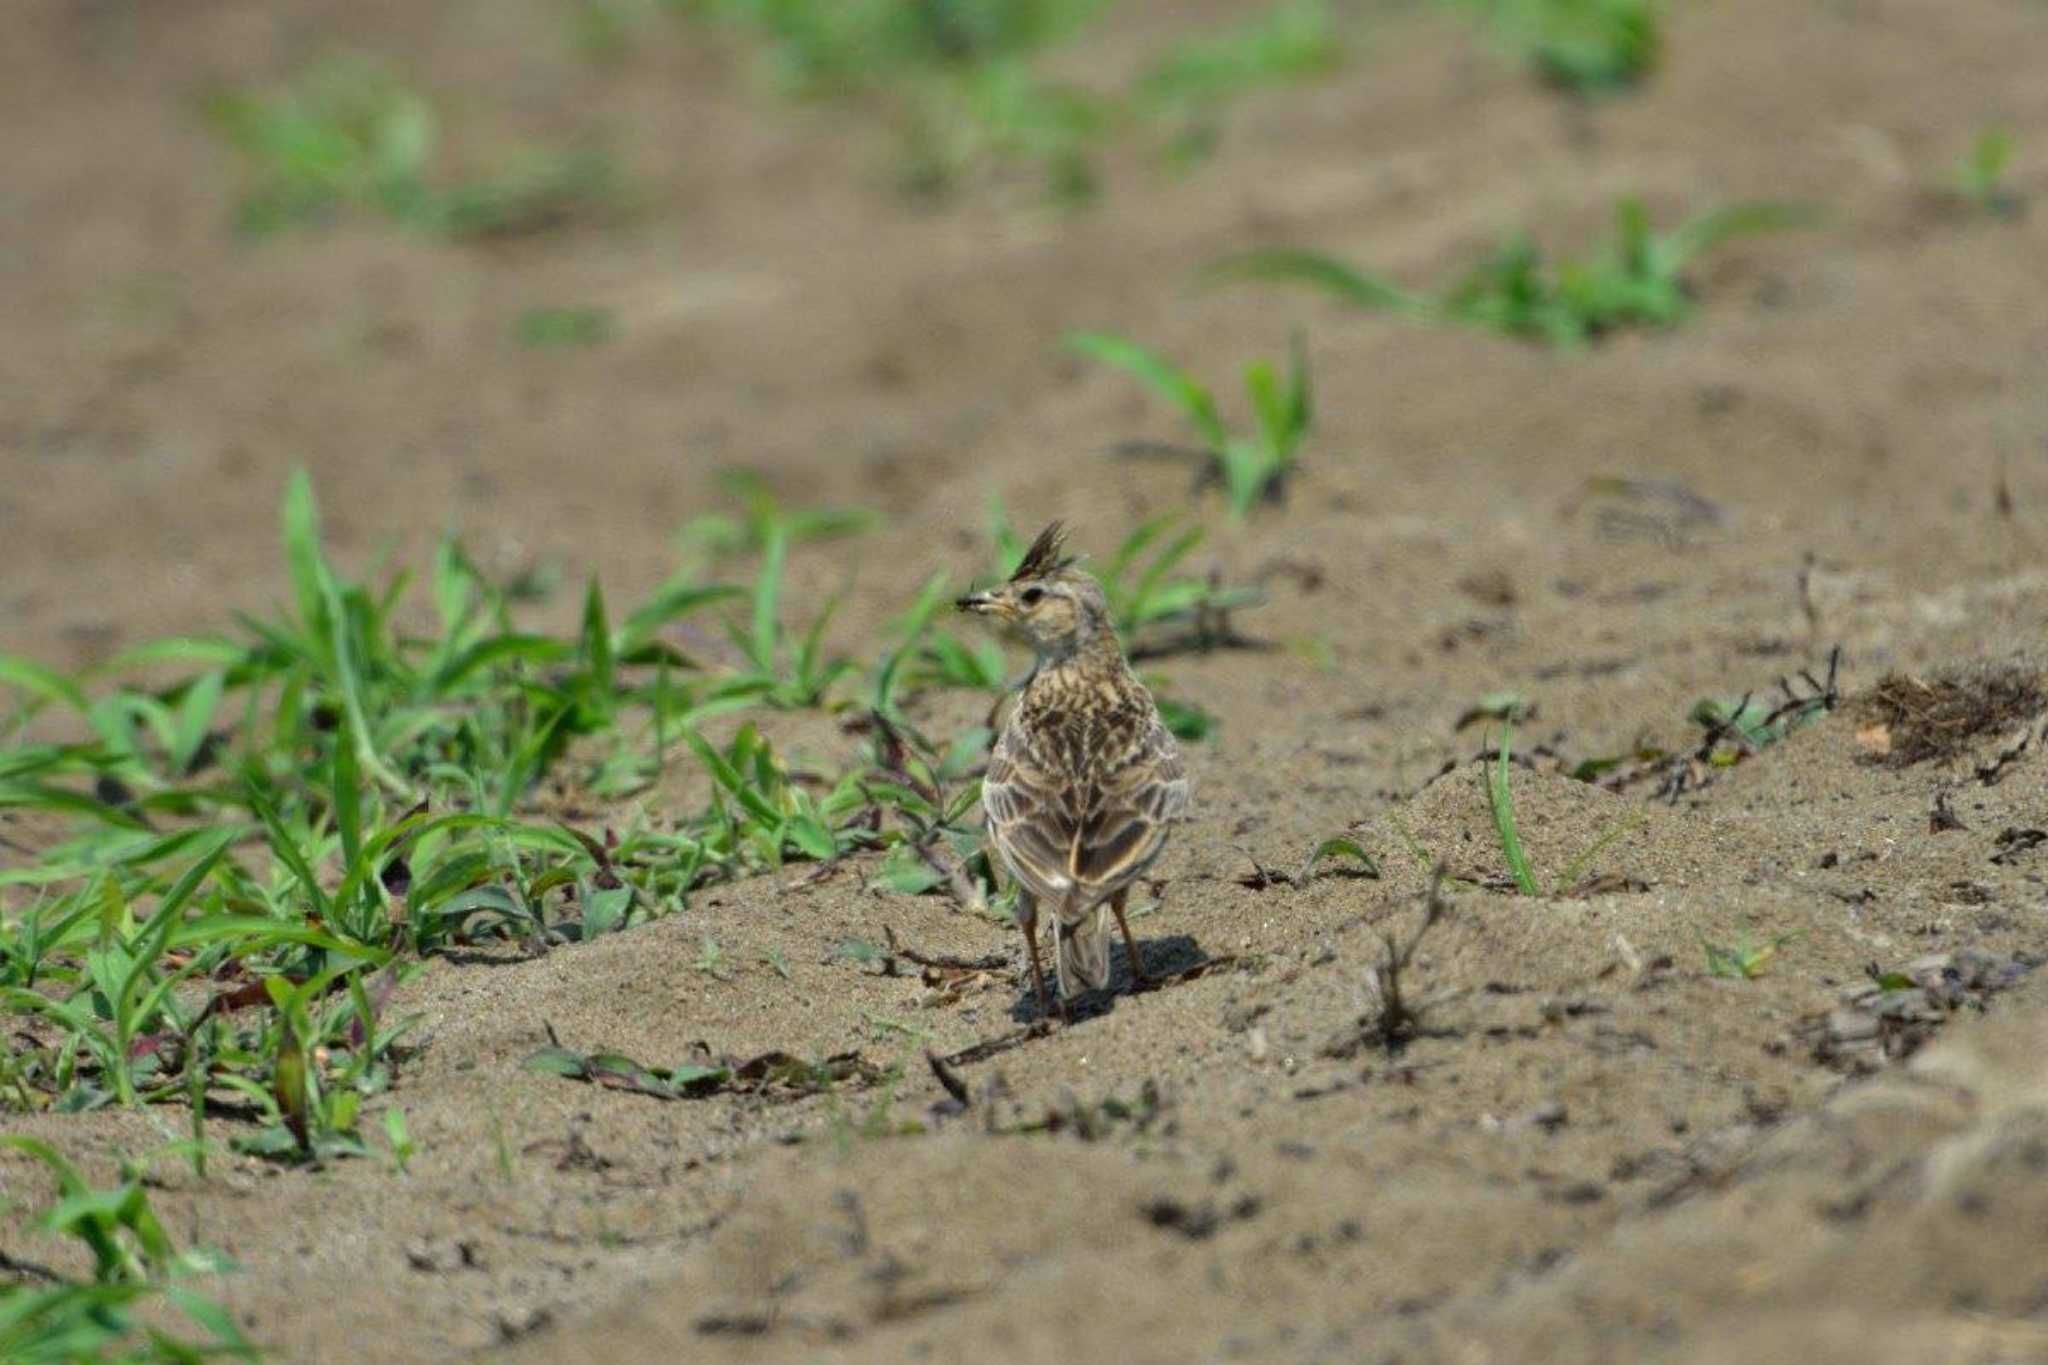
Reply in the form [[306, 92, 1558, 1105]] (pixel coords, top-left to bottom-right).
[[956, 522, 1190, 1022]]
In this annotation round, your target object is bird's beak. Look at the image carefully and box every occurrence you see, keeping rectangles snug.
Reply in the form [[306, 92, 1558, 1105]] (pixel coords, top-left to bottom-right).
[[955, 589, 997, 614]]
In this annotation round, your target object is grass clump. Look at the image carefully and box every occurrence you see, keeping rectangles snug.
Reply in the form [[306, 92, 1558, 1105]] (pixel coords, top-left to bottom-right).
[[1211, 197, 1811, 350], [1138, 0, 1344, 168], [690, 0, 1112, 202], [0, 1137, 257, 1361], [678, 0, 1346, 203], [0, 470, 888, 1133], [676, 469, 880, 563], [1067, 330, 1312, 517], [1456, 0, 1660, 94], [202, 53, 614, 238]]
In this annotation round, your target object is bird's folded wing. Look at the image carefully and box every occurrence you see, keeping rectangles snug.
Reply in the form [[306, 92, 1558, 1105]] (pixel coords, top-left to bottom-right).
[[1072, 716, 1188, 888], [983, 736, 1081, 901]]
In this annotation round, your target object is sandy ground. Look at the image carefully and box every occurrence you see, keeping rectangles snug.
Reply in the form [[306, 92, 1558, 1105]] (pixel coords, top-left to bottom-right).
[[4, 0, 2048, 1360]]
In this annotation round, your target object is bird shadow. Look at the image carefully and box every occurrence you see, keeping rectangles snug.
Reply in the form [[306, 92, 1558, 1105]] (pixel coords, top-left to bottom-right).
[[1006, 932, 1212, 1027]]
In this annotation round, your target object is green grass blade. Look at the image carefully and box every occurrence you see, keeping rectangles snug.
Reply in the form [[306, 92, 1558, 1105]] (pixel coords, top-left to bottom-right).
[[682, 729, 782, 828], [93, 636, 250, 679], [1662, 201, 1816, 268], [0, 780, 153, 831], [1065, 331, 1230, 452], [1204, 248, 1432, 316], [281, 469, 329, 646], [1487, 725, 1541, 896], [751, 525, 788, 674], [617, 582, 739, 656], [0, 653, 91, 728], [580, 580, 616, 697], [170, 671, 225, 775], [332, 713, 363, 897], [1552, 812, 1646, 896], [428, 633, 573, 692], [245, 779, 332, 922], [1283, 328, 1312, 442]]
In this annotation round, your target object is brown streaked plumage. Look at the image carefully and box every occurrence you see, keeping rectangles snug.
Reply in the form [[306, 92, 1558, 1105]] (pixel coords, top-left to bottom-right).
[[956, 522, 1190, 1022]]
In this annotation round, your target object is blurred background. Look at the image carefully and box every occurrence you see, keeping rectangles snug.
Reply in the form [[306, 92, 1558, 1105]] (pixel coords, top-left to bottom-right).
[[5, 0, 2045, 680]]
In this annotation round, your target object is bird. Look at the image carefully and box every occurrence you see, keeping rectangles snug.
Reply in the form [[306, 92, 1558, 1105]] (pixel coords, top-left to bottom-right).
[[955, 521, 1190, 1023]]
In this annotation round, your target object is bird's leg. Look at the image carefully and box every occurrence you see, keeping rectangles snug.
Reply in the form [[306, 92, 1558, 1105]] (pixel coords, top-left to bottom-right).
[[1110, 886, 1151, 990], [1017, 893, 1065, 1026]]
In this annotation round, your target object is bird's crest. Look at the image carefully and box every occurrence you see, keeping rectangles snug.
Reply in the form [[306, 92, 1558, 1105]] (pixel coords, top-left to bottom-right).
[[1010, 521, 1074, 582]]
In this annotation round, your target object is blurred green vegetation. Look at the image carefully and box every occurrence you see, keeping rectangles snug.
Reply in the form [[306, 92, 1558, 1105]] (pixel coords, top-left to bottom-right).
[[575, 0, 1345, 204], [202, 54, 616, 237]]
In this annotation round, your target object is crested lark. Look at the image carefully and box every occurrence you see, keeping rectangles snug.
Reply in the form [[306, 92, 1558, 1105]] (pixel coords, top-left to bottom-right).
[[956, 522, 1190, 1022]]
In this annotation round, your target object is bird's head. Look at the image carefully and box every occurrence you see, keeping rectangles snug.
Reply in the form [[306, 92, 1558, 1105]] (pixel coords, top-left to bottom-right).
[[955, 521, 1112, 659]]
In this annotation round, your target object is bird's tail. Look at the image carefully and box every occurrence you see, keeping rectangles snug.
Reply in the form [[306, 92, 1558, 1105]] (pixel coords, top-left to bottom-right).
[[1055, 902, 1113, 996]]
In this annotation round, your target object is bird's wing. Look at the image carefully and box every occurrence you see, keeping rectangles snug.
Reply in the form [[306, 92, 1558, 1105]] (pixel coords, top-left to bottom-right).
[[1070, 713, 1188, 890], [983, 724, 1085, 905]]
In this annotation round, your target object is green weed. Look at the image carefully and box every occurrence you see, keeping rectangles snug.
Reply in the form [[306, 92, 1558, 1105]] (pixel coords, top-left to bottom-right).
[[0, 468, 875, 1132], [861, 713, 993, 903], [1153, 692, 1219, 742], [1954, 127, 2023, 218], [202, 53, 614, 238], [691, 0, 1111, 202], [1486, 724, 1541, 896], [1067, 330, 1313, 517], [1097, 516, 1263, 656], [1480, 723, 1645, 895], [1699, 927, 1794, 979], [0, 1136, 257, 1361], [682, 0, 1346, 203], [1140, 0, 1343, 167], [1212, 197, 1811, 349], [718, 526, 859, 708], [1457, 0, 1660, 94], [676, 469, 879, 563], [1243, 834, 1380, 888]]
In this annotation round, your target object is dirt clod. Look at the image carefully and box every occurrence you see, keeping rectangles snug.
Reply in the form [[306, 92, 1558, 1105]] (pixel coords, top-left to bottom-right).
[[1852, 668, 2045, 768]]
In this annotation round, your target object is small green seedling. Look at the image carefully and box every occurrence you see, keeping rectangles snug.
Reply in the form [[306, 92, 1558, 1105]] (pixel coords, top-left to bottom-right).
[[692, 0, 1111, 203], [693, 932, 733, 981], [1955, 127, 2022, 218], [1140, 0, 1343, 167], [1212, 197, 1811, 349], [201, 53, 613, 238], [1486, 724, 1542, 896], [1298, 835, 1380, 883], [384, 1106, 417, 1174], [1098, 515, 1264, 654], [1458, 0, 1661, 94], [719, 525, 858, 708], [1066, 330, 1313, 517], [1475, 723, 1646, 894], [677, 468, 879, 562], [0, 1137, 256, 1361], [1154, 692, 1220, 742], [1699, 927, 1795, 979]]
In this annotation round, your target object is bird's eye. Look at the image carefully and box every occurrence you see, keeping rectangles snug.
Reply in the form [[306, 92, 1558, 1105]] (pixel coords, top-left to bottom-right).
[[1019, 586, 1045, 606]]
